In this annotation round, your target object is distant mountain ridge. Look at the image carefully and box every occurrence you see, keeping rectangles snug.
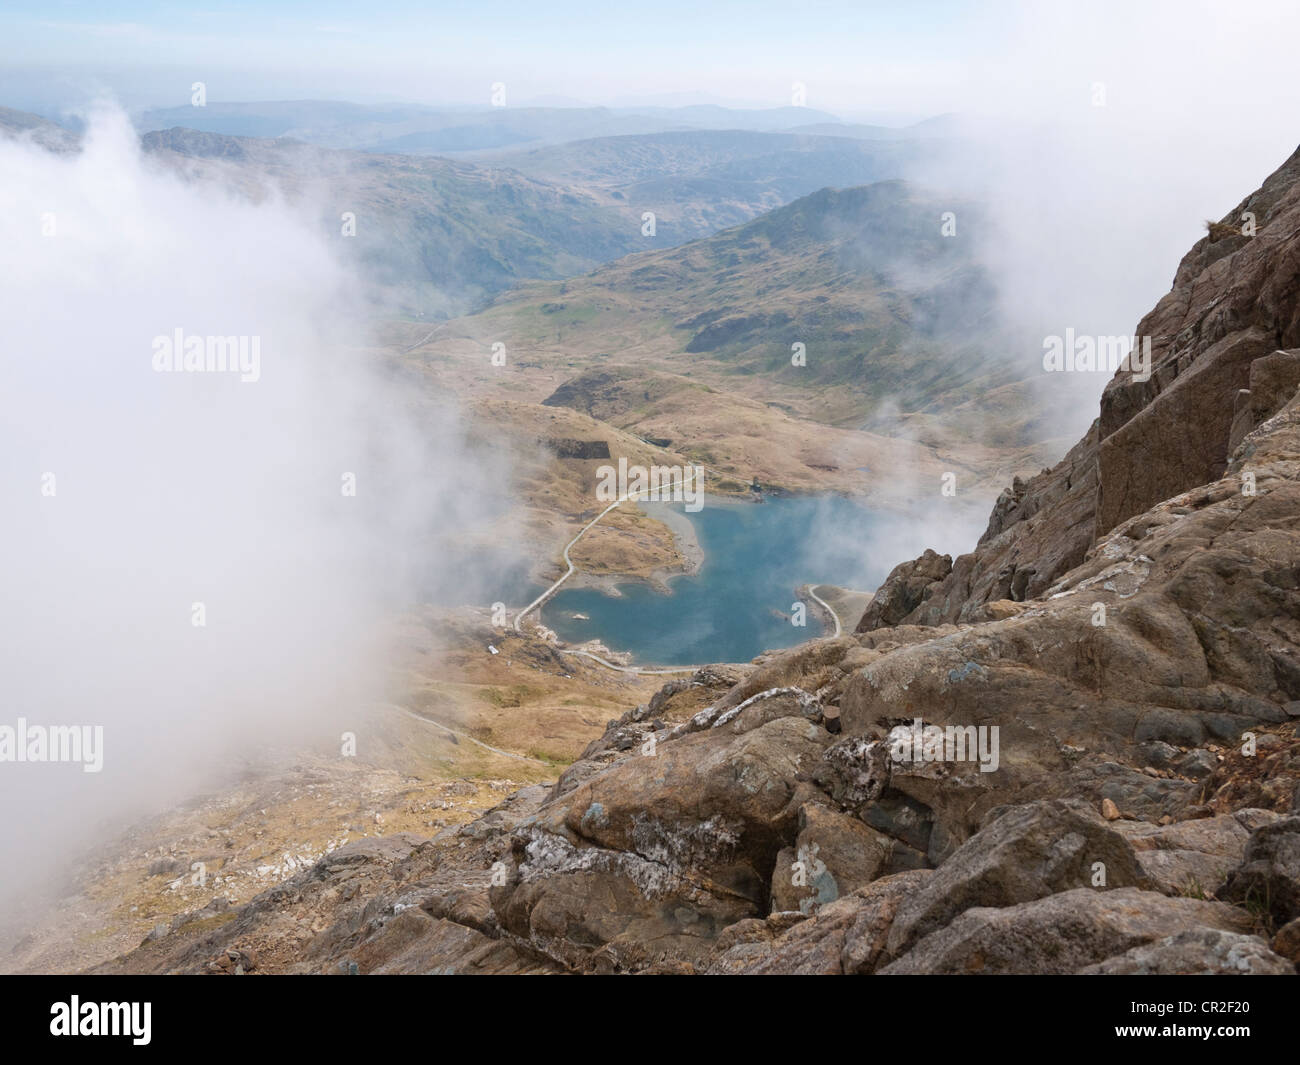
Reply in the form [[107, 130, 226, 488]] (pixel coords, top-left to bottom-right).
[[6, 102, 963, 319], [134, 100, 853, 154], [474, 128, 935, 240], [0, 105, 77, 151]]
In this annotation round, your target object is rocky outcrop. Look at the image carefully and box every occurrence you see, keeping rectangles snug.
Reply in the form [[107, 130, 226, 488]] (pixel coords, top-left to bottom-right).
[[541, 368, 684, 424], [769, 804, 894, 914], [1219, 816, 1300, 925], [705, 870, 930, 974], [1097, 144, 1300, 533], [855, 548, 952, 632], [1229, 349, 1300, 453], [545, 436, 611, 460], [883, 799, 1151, 956]]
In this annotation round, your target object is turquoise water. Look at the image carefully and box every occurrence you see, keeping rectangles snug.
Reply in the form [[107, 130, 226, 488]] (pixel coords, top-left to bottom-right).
[[536, 495, 885, 665]]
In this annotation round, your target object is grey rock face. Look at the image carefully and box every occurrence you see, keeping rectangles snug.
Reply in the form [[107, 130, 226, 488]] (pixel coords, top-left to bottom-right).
[[881, 888, 1253, 975], [1079, 929, 1294, 975], [1219, 816, 1300, 924]]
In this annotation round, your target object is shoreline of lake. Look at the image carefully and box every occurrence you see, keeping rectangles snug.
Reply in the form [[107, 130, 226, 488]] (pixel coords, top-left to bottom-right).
[[538, 494, 893, 665]]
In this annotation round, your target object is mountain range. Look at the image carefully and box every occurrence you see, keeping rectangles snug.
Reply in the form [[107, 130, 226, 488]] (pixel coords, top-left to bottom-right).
[[132, 100, 876, 154]]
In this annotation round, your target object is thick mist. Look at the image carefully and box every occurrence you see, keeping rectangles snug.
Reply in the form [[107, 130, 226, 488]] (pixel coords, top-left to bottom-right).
[[926, 0, 1300, 441], [810, 0, 1300, 584], [0, 106, 508, 908]]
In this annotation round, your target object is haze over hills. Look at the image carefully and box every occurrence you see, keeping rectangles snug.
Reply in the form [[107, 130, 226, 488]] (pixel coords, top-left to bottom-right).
[[2, 101, 1042, 550], [410, 178, 1056, 457], [127, 115, 964, 317], [475, 129, 935, 240], [134, 100, 851, 154], [7, 101, 978, 322], [0, 104, 76, 151], [132, 100, 963, 249], [783, 113, 966, 140], [135, 124, 661, 318]]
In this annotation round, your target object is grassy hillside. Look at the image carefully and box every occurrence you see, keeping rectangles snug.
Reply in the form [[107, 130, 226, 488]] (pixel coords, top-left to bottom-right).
[[394, 178, 1057, 524], [439, 180, 1024, 432]]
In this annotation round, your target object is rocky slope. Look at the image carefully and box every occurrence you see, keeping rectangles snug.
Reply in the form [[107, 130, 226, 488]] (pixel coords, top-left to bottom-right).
[[97, 146, 1300, 976], [861, 143, 1300, 627]]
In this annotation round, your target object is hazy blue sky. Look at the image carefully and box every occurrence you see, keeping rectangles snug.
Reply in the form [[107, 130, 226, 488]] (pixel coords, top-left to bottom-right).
[[0, 1, 1052, 118], [4, 0, 1298, 132]]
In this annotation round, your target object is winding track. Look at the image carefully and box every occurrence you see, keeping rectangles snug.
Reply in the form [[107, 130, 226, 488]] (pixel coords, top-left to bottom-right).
[[513, 496, 630, 634], [511, 470, 703, 675], [807, 584, 844, 638]]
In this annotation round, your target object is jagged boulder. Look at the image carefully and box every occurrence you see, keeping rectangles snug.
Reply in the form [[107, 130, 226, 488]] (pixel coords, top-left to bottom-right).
[[707, 870, 931, 975], [768, 803, 893, 914], [855, 548, 951, 632], [1228, 349, 1300, 452], [489, 714, 832, 969], [1219, 816, 1300, 924], [1098, 329, 1277, 535], [495, 831, 755, 971], [1117, 809, 1278, 897], [557, 716, 828, 888], [884, 799, 1150, 957]]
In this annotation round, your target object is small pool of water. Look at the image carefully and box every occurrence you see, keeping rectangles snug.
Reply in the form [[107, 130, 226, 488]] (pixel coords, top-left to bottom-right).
[[537, 495, 889, 665]]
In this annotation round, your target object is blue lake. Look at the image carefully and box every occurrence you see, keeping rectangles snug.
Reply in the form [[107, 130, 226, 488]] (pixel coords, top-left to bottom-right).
[[536, 495, 891, 665]]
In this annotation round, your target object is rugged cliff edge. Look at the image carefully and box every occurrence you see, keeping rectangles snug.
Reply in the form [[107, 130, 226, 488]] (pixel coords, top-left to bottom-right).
[[98, 147, 1300, 976], [862, 144, 1300, 627]]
